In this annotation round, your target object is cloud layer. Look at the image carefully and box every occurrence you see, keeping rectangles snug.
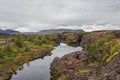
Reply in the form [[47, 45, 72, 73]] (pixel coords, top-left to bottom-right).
[[0, 0, 120, 32]]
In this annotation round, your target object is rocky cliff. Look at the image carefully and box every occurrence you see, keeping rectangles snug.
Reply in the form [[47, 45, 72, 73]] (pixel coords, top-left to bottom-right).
[[50, 30, 120, 80], [62, 32, 83, 46]]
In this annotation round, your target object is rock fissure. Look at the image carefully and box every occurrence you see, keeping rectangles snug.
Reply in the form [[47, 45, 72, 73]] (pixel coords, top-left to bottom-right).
[[51, 31, 120, 80]]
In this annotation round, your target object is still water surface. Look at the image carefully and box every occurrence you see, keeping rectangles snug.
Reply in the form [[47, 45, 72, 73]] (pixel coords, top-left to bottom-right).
[[10, 43, 82, 80]]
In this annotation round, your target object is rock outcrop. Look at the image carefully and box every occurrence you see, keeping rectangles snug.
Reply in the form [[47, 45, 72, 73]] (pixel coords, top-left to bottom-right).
[[50, 30, 120, 80], [112, 30, 120, 38], [50, 51, 120, 80], [63, 32, 83, 46], [50, 51, 90, 80]]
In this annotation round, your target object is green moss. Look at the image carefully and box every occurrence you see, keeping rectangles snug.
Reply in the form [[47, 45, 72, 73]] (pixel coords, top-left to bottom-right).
[[57, 74, 69, 80], [74, 69, 90, 76]]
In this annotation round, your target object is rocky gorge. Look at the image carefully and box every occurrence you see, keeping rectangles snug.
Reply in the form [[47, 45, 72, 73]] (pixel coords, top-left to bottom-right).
[[50, 30, 120, 80]]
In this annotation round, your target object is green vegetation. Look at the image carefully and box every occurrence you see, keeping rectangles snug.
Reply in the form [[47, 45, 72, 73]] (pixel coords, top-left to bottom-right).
[[51, 31, 120, 80], [51, 67, 63, 80], [100, 39, 120, 63], [0, 34, 59, 64], [15, 34, 24, 48], [74, 69, 90, 76], [86, 32, 120, 64], [78, 69, 90, 73], [87, 34, 114, 60], [89, 76, 101, 80], [58, 74, 69, 80], [0, 33, 60, 80]]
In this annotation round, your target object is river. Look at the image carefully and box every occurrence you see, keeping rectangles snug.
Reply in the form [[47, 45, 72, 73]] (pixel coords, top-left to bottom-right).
[[10, 43, 82, 80]]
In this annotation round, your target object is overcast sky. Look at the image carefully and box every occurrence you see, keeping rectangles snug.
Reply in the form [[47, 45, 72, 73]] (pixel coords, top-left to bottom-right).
[[0, 0, 120, 32]]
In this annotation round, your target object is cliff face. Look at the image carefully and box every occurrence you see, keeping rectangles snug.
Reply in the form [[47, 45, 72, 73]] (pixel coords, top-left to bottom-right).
[[62, 32, 83, 46], [50, 30, 120, 80]]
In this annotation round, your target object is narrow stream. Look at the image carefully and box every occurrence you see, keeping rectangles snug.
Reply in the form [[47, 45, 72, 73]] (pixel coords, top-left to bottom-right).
[[10, 43, 82, 80]]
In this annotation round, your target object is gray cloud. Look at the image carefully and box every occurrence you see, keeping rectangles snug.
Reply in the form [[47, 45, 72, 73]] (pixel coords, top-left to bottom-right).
[[0, 0, 120, 32]]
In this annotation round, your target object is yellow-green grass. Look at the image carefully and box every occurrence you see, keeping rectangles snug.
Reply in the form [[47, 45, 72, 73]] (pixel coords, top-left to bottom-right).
[[58, 74, 69, 80], [74, 69, 91, 76]]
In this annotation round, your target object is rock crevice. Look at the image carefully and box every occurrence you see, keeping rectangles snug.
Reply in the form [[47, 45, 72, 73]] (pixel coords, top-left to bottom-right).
[[51, 31, 120, 80]]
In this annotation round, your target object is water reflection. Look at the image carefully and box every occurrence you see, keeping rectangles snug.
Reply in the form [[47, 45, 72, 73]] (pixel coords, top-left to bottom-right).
[[27, 62, 30, 67], [18, 65, 24, 71]]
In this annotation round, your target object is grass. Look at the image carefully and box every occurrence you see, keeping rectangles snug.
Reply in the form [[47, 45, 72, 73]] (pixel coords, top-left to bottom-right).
[[0, 34, 60, 64], [58, 74, 69, 80], [74, 69, 91, 76], [106, 51, 119, 63], [89, 76, 101, 80], [88, 62, 98, 66], [79, 69, 90, 73], [100, 39, 120, 63], [87, 34, 114, 60]]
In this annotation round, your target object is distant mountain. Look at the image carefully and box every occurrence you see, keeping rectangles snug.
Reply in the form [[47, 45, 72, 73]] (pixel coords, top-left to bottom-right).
[[37, 29, 84, 35], [22, 32, 37, 35], [0, 29, 19, 34]]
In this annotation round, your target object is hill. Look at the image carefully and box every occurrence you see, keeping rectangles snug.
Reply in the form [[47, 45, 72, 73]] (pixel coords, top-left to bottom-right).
[[0, 29, 19, 34], [37, 29, 84, 35]]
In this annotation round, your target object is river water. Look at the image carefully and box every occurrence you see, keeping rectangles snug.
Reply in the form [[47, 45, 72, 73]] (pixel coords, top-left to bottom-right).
[[10, 43, 82, 80]]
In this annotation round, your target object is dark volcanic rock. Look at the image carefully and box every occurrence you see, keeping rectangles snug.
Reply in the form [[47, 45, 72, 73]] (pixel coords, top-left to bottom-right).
[[50, 30, 120, 80], [51, 51, 120, 80], [50, 51, 90, 80], [112, 30, 120, 38]]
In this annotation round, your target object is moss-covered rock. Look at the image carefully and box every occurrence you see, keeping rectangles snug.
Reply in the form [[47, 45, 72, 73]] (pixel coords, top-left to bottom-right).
[[63, 32, 83, 46], [51, 30, 120, 80]]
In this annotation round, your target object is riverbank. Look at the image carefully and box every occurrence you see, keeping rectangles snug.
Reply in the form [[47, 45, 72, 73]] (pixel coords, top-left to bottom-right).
[[10, 43, 82, 80], [50, 30, 120, 80], [0, 48, 52, 80], [0, 34, 60, 80]]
